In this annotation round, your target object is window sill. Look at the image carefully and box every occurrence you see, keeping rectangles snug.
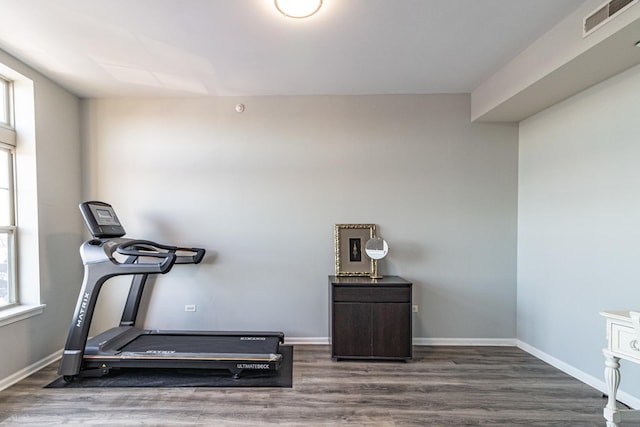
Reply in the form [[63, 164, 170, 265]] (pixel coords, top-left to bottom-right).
[[0, 304, 46, 327]]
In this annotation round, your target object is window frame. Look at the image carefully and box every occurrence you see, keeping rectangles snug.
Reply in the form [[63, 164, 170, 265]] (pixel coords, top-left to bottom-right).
[[0, 74, 17, 310], [0, 75, 12, 128]]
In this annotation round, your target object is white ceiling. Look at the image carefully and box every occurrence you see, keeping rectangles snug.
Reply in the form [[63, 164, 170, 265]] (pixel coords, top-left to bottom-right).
[[0, 0, 586, 98]]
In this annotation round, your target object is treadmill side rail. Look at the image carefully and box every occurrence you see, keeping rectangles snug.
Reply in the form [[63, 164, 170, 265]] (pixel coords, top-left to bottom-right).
[[115, 352, 283, 362]]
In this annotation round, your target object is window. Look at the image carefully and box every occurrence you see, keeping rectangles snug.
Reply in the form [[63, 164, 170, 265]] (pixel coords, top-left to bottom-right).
[[0, 65, 44, 325], [0, 76, 9, 126], [0, 76, 16, 309]]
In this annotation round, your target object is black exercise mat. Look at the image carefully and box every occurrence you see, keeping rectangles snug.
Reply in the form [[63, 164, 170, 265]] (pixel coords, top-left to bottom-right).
[[45, 345, 292, 388]]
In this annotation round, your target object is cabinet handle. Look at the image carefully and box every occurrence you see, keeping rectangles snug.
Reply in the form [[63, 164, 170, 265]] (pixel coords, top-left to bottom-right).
[[631, 340, 640, 351]]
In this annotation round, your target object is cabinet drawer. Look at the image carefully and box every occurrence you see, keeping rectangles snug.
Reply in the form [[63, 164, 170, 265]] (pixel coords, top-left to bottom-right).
[[333, 286, 410, 303], [609, 321, 640, 363]]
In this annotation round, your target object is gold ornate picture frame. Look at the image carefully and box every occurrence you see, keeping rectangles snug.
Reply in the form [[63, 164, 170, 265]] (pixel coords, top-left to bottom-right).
[[334, 224, 376, 276]]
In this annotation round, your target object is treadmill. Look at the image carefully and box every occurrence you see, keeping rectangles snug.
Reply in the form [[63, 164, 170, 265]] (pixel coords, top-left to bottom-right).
[[58, 201, 285, 382]]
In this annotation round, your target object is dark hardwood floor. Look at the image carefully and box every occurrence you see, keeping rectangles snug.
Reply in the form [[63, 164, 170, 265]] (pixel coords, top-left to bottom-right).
[[0, 345, 608, 426]]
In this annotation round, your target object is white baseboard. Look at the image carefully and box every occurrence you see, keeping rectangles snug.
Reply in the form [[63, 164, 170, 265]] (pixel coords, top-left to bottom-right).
[[412, 337, 517, 346], [284, 337, 330, 345], [516, 340, 640, 410], [285, 337, 517, 346], [0, 350, 61, 392]]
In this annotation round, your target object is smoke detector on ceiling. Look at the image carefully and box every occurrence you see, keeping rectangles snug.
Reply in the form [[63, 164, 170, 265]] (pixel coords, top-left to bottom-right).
[[583, 0, 638, 36]]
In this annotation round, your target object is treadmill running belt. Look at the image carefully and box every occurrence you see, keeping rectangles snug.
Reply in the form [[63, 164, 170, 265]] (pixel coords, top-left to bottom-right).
[[119, 334, 280, 355]]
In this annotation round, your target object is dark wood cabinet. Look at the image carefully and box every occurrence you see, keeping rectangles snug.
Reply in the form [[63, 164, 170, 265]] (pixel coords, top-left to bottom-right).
[[329, 275, 412, 361]]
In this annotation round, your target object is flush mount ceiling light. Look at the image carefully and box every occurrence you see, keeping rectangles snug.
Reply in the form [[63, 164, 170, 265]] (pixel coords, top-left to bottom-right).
[[274, 0, 323, 19]]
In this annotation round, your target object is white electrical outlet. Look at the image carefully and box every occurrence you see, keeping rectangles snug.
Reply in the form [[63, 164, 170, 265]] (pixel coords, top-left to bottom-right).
[[412, 305, 419, 313], [184, 304, 196, 312]]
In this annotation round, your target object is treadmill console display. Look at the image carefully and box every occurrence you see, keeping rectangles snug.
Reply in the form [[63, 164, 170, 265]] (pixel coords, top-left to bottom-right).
[[80, 201, 126, 238], [95, 208, 117, 225]]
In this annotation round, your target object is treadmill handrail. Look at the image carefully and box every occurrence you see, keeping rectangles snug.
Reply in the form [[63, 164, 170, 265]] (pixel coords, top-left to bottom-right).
[[115, 242, 176, 275], [117, 239, 205, 265]]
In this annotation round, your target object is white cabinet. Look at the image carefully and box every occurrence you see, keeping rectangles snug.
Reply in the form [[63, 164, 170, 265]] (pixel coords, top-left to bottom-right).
[[601, 310, 640, 427]]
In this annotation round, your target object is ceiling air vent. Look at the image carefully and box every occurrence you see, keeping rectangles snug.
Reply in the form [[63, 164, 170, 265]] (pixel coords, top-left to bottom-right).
[[584, 0, 638, 36]]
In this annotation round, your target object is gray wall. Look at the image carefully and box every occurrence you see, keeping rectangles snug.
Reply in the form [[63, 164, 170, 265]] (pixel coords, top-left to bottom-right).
[[81, 94, 519, 341], [0, 49, 83, 382], [518, 64, 640, 397]]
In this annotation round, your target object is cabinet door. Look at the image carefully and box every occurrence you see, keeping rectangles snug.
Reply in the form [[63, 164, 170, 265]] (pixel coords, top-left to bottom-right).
[[333, 302, 372, 357], [372, 303, 411, 358]]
